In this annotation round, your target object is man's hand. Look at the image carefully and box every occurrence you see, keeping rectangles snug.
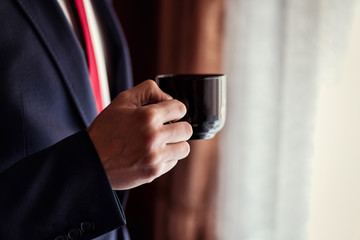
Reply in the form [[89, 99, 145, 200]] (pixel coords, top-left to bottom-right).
[[87, 80, 193, 190]]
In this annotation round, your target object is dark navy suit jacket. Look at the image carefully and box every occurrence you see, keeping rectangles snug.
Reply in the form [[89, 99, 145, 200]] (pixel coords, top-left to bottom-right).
[[0, 0, 133, 239]]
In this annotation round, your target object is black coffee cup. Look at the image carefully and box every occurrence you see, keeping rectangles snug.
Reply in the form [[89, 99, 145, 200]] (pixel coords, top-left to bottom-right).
[[156, 74, 226, 140]]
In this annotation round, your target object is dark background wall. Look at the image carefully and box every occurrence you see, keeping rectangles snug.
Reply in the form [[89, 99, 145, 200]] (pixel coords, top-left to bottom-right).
[[114, 1, 159, 85]]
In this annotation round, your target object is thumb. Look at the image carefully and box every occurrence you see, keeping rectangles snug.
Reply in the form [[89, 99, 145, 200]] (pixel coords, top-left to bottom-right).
[[121, 80, 173, 107]]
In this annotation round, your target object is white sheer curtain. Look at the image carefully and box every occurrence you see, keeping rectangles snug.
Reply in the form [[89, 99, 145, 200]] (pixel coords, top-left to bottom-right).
[[217, 0, 359, 239]]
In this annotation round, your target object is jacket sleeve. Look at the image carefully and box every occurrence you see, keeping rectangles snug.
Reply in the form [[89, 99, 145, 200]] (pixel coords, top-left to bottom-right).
[[0, 130, 126, 240]]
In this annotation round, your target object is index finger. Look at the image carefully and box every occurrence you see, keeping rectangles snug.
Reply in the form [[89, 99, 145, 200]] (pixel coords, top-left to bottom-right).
[[143, 99, 187, 124], [116, 80, 173, 107]]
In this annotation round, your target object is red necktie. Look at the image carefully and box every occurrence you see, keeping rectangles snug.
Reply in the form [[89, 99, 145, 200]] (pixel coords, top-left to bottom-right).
[[74, 0, 103, 113]]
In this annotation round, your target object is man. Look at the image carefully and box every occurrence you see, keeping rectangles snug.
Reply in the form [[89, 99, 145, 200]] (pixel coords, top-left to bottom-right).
[[0, 0, 192, 239]]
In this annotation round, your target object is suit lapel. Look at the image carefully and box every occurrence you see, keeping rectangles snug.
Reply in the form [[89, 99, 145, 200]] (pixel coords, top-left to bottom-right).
[[15, 0, 98, 126]]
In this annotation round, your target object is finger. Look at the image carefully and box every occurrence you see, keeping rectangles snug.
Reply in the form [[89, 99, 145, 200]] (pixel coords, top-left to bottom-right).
[[161, 121, 193, 143], [130, 80, 173, 106], [163, 141, 191, 162], [157, 160, 178, 177], [142, 99, 187, 124]]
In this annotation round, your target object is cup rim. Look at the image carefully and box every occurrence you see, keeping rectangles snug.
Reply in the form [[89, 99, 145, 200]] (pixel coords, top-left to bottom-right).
[[156, 73, 225, 80]]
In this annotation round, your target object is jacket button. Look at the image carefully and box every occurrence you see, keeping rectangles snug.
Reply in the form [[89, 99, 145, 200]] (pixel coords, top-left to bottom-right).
[[81, 222, 95, 233], [67, 228, 82, 239], [54, 236, 67, 240]]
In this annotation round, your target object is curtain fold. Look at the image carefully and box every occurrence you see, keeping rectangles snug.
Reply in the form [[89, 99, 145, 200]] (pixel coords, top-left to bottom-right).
[[217, 0, 319, 239], [218, 0, 360, 239], [154, 1, 224, 239]]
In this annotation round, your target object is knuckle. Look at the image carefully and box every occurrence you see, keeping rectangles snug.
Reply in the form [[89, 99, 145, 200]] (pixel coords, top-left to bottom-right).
[[141, 107, 158, 124], [146, 178, 155, 184], [114, 90, 128, 103], [144, 79, 157, 89], [143, 165, 161, 180], [142, 129, 160, 150], [142, 151, 159, 165]]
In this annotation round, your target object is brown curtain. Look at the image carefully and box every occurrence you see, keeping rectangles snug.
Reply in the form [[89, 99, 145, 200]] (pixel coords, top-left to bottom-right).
[[114, 0, 224, 239]]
